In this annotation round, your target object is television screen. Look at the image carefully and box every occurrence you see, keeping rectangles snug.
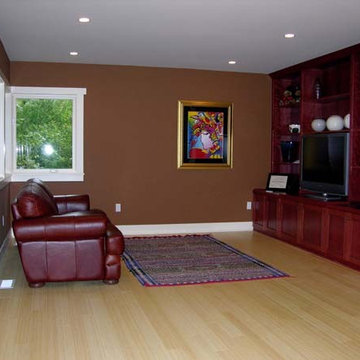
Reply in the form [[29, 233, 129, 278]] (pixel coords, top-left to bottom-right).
[[301, 132, 349, 199]]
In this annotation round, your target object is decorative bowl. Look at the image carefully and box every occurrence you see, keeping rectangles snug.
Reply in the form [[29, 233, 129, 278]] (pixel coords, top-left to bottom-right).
[[311, 118, 326, 132], [326, 115, 344, 131], [344, 113, 350, 129]]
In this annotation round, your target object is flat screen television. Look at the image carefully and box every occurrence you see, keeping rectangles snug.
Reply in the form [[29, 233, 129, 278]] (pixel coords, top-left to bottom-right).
[[300, 132, 349, 200]]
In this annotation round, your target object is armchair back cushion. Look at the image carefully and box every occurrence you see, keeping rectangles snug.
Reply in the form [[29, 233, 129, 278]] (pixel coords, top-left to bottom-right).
[[54, 194, 90, 214], [26, 177, 55, 201]]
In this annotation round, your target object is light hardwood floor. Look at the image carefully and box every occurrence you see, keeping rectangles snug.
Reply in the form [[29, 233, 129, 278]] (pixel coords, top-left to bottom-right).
[[1, 231, 360, 360]]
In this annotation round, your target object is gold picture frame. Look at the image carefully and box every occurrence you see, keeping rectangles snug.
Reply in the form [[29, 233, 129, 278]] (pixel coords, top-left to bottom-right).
[[177, 100, 233, 169]]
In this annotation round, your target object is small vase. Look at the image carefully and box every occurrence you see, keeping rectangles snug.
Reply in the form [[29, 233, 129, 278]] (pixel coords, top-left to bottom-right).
[[280, 141, 299, 163], [314, 79, 321, 99]]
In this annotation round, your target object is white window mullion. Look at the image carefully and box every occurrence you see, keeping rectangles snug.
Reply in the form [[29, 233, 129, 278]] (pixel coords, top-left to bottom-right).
[[5, 88, 12, 177], [74, 92, 84, 177], [0, 77, 4, 179]]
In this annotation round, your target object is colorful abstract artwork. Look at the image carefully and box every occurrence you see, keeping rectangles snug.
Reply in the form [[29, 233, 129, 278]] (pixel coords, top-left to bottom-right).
[[187, 110, 224, 160], [178, 101, 233, 169]]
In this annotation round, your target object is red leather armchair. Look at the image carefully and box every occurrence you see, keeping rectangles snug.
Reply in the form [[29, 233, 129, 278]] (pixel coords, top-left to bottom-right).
[[12, 179, 125, 288]]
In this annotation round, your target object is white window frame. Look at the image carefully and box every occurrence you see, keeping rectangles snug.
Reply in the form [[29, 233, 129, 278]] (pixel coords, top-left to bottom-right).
[[9, 86, 86, 182], [0, 76, 5, 180]]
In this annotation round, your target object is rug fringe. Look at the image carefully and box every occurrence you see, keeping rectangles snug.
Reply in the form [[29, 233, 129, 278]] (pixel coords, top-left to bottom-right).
[[124, 233, 211, 239]]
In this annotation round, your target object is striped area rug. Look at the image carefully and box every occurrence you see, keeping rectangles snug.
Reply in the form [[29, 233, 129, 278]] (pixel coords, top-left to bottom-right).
[[122, 234, 288, 286]]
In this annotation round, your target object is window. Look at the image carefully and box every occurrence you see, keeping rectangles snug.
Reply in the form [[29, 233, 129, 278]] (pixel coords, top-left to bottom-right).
[[10, 87, 86, 181]]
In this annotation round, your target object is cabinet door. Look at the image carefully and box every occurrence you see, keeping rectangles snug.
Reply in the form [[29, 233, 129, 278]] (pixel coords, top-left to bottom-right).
[[265, 196, 278, 235], [279, 198, 298, 244], [346, 213, 360, 266], [300, 204, 324, 253], [325, 209, 347, 261], [252, 193, 265, 229]]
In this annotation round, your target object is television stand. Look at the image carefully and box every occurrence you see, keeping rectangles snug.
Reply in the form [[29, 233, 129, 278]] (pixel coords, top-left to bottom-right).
[[252, 189, 360, 271], [302, 193, 346, 201]]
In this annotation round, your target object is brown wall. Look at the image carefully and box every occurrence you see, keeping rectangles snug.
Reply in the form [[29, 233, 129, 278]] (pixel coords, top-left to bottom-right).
[[10, 62, 271, 225], [0, 40, 10, 83]]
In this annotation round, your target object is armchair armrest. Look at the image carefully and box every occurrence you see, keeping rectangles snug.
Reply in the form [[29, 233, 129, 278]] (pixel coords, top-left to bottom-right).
[[13, 212, 107, 243], [106, 223, 125, 255], [54, 194, 90, 214]]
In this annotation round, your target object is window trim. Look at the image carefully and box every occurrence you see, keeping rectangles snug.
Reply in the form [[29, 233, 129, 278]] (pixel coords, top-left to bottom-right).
[[9, 86, 86, 182], [0, 76, 5, 180]]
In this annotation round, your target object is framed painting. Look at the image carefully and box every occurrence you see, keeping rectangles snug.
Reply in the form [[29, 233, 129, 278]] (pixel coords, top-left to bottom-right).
[[177, 100, 233, 169]]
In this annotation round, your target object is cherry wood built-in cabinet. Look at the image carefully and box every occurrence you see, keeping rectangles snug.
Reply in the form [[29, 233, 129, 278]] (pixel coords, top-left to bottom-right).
[[253, 44, 360, 270], [253, 189, 360, 270]]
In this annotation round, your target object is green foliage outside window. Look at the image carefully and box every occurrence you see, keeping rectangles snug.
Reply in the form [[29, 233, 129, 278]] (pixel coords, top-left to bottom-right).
[[16, 98, 73, 169]]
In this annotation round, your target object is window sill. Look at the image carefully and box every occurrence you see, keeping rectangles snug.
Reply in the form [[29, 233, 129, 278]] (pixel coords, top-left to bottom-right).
[[11, 172, 84, 182]]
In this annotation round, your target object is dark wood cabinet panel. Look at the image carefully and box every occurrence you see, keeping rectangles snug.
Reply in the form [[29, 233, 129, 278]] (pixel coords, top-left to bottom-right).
[[301, 205, 323, 252], [279, 199, 298, 243], [327, 212, 346, 260], [253, 193, 265, 228], [266, 197, 278, 233], [347, 214, 360, 266], [0, 184, 10, 250]]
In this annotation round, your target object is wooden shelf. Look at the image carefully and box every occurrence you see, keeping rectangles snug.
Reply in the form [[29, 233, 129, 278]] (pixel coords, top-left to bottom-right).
[[273, 133, 300, 139], [304, 92, 350, 104], [316, 92, 350, 103], [302, 129, 350, 135], [272, 161, 300, 166], [278, 103, 301, 109]]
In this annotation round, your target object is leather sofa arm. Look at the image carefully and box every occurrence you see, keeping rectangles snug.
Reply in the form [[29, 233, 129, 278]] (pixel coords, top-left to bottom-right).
[[54, 194, 90, 214], [106, 223, 125, 255], [13, 212, 107, 243]]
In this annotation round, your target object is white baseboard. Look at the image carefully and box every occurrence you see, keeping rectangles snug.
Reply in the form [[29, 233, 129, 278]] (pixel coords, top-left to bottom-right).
[[117, 221, 253, 236]]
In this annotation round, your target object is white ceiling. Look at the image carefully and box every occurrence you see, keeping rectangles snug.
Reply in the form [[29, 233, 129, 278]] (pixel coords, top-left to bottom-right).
[[0, 0, 360, 74]]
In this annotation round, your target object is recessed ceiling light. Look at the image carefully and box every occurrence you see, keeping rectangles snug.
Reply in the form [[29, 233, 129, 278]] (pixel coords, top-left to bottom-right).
[[69, 51, 79, 56], [228, 60, 237, 65], [78, 17, 90, 23], [284, 33, 295, 39]]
